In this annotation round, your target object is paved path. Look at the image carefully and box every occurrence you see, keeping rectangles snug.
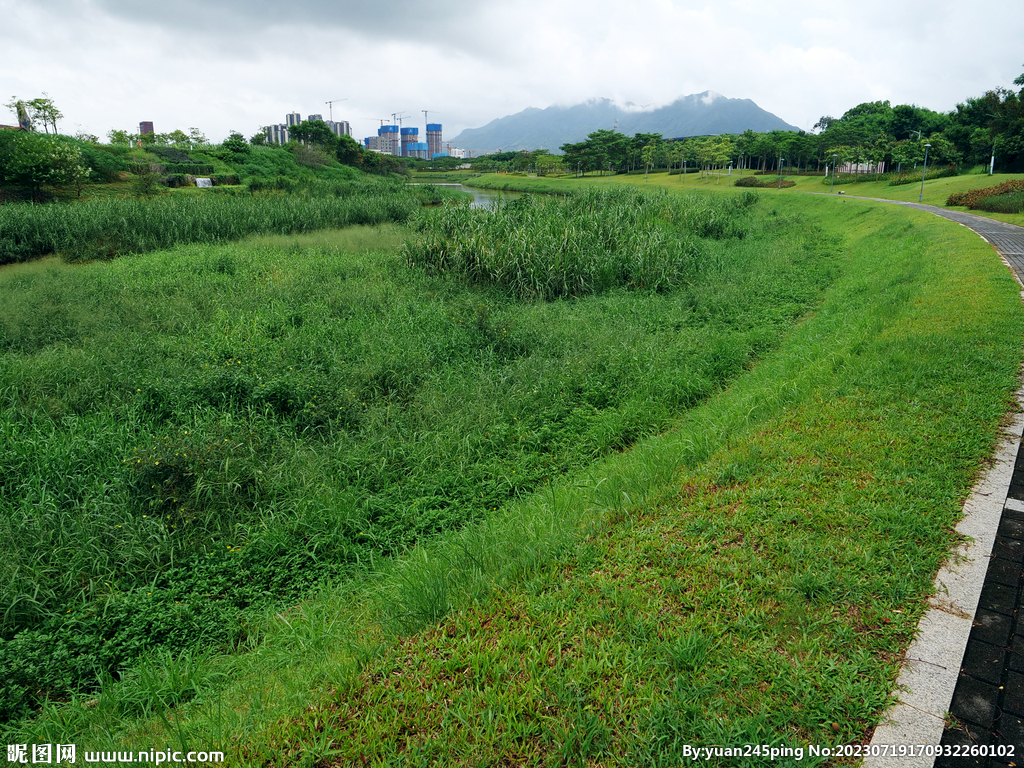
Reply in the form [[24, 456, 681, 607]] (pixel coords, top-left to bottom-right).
[[882, 201, 1024, 277], [854, 199, 1024, 767]]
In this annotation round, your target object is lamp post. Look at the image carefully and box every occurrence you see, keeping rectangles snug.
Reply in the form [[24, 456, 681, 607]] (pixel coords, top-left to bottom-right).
[[919, 143, 931, 203], [985, 113, 998, 175], [778, 155, 783, 189], [830, 153, 838, 193]]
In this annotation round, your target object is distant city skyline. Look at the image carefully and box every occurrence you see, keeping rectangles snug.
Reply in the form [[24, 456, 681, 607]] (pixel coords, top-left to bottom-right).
[[264, 111, 352, 146]]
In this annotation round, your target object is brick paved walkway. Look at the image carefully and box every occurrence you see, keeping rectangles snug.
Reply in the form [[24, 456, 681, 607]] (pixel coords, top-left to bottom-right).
[[884, 203, 1024, 767]]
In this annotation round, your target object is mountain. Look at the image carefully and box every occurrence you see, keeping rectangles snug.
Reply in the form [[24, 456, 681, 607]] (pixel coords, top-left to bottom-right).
[[450, 92, 800, 154]]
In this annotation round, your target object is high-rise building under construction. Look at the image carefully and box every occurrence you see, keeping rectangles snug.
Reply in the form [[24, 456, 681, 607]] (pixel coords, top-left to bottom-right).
[[400, 127, 418, 156], [426, 124, 442, 158], [363, 121, 443, 158]]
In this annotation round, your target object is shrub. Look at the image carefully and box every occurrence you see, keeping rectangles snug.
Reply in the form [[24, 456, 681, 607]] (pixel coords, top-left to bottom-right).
[[888, 166, 959, 187], [162, 173, 190, 188], [821, 172, 893, 186], [162, 163, 215, 175], [735, 176, 795, 189], [147, 146, 197, 164], [78, 145, 129, 181], [973, 192, 1024, 214], [947, 179, 1024, 208]]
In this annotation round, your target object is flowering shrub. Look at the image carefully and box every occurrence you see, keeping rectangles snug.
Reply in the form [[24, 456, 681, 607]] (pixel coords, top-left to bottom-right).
[[947, 179, 1024, 208], [735, 176, 795, 189]]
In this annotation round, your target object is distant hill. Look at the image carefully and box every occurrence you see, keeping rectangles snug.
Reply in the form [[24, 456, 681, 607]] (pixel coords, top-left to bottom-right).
[[451, 92, 800, 154]]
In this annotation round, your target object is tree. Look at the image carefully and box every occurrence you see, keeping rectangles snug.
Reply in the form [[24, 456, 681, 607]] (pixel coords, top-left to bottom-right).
[[0, 131, 90, 200], [107, 129, 135, 146], [29, 96, 63, 134], [923, 133, 960, 166], [289, 119, 337, 149], [867, 136, 890, 179], [531, 149, 559, 176], [164, 129, 191, 148], [559, 139, 590, 176], [641, 139, 658, 180], [336, 134, 364, 167], [889, 140, 922, 175], [560, 129, 629, 176], [222, 131, 250, 155]]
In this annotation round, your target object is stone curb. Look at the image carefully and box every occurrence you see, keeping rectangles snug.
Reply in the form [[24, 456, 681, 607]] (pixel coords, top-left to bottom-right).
[[863, 205, 1024, 767]]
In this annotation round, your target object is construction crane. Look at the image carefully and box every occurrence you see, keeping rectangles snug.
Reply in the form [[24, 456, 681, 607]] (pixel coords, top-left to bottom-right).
[[422, 109, 438, 124], [391, 112, 410, 128], [325, 98, 347, 122]]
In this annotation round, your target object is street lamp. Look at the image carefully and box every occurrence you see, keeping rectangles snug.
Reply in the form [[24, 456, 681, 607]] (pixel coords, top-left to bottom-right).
[[985, 113, 998, 175], [778, 155, 783, 189], [919, 143, 931, 203], [830, 153, 838, 193]]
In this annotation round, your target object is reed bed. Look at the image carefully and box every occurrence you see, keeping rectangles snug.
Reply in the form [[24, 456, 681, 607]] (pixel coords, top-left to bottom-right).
[[0, 192, 419, 264], [403, 188, 755, 299], [0, 187, 839, 724]]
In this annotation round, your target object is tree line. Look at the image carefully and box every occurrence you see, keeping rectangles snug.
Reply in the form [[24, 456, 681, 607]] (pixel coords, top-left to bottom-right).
[[0, 109, 414, 201], [4, 65, 1023, 200], [457, 66, 1024, 178]]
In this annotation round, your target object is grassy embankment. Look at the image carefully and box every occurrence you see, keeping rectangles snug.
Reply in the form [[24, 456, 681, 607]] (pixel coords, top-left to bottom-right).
[[3, 189, 826, 730], [5, 186, 1022, 764], [449, 167, 1024, 226]]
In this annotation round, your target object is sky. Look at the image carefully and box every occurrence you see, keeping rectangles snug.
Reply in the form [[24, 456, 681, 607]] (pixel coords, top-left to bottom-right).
[[2, 0, 1022, 152]]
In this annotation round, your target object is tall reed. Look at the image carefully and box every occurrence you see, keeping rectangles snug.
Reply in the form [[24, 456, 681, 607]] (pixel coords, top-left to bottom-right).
[[0, 192, 419, 264], [403, 188, 750, 300]]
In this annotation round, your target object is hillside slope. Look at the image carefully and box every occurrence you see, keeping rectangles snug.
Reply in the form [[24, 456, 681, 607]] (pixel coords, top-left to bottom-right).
[[450, 91, 800, 153]]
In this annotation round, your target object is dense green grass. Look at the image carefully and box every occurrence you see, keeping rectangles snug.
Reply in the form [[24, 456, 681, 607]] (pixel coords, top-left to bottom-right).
[[0, 190, 840, 725], [13, 191, 1019, 763], [243, 195, 1024, 766], [4, 182, 1022, 765], [0, 182, 420, 264], [405, 188, 758, 299]]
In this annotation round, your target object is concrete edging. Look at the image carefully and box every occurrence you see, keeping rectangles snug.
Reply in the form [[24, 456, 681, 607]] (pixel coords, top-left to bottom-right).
[[864, 238, 1024, 765], [865, 386, 1024, 765]]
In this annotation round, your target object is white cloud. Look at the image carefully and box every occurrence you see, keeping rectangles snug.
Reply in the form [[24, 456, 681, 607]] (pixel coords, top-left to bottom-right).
[[2, 0, 1022, 144]]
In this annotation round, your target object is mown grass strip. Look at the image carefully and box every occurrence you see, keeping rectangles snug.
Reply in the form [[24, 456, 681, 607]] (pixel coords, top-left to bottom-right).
[[13, 189, 1022, 763]]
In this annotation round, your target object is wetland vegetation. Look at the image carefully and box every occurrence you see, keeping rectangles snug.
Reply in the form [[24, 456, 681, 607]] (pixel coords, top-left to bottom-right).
[[1, 163, 1022, 764]]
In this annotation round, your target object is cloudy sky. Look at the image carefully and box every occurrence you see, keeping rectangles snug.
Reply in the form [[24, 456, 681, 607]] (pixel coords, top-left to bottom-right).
[[2, 0, 1021, 151]]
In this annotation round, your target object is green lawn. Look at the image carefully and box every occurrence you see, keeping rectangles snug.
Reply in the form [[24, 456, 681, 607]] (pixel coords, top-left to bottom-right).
[[453, 168, 1024, 226]]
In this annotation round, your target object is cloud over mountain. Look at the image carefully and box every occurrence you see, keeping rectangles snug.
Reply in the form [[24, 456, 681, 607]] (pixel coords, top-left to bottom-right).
[[450, 92, 800, 154]]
